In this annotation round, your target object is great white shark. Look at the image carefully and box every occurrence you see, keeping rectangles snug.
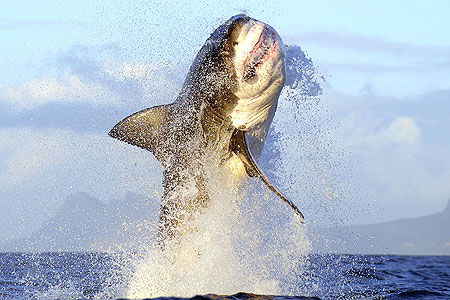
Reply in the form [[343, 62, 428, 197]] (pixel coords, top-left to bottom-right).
[[109, 14, 304, 243]]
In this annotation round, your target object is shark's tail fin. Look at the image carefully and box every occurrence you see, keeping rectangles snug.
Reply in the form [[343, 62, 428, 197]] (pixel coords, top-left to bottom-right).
[[108, 104, 172, 157]]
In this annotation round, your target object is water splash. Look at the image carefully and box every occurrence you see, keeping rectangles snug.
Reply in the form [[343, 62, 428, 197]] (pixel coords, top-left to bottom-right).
[[123, 156, 310, 297]]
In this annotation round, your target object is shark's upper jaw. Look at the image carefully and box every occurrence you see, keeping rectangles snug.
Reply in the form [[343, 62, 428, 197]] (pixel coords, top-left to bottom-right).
[[242, 25, 277, 82], [231, 18, 285, 87]]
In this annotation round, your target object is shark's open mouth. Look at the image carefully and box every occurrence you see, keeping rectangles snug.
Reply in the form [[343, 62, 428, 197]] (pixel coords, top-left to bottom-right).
[[242, 26, 276, 81]]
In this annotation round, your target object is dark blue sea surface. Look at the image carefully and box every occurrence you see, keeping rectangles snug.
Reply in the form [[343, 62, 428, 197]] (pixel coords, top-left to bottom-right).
[[1, 252, 449, 300]]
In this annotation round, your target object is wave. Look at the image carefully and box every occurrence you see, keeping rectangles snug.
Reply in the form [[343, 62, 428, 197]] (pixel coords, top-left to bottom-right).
[[116, 292, 321, 300]]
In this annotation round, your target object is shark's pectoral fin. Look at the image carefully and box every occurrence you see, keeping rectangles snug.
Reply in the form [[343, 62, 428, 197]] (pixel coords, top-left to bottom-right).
[[109, 104, 172, 157], [229, 130, 259, 178], [230, 129, 305, 222]]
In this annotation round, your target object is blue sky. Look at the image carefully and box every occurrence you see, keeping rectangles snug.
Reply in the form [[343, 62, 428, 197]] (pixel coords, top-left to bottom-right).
[[1, 0, 450, 241]]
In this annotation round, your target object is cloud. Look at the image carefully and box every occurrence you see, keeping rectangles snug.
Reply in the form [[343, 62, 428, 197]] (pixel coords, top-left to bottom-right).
[[322, 62, 441, 74], [0, 18, 67, 30], [381, 117, 421, 145], [324, 87, 450, 141], [0, 73, 121, 109], [0, 46, 185, 111], [285, 32, 450, 92], [358, 116, 422, 148], [289, 31, 450, 59], [323, 88, 450, 222], [0, 126, 160, 193]]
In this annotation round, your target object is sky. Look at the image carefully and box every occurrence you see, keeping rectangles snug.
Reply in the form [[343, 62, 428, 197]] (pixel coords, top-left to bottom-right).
[[1, 0, 450, 241]]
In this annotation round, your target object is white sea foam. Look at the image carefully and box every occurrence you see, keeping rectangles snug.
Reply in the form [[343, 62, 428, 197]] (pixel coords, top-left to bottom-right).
[[123, 154, 311, 298]]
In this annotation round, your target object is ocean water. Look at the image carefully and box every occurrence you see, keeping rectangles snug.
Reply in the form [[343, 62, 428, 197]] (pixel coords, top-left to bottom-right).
[[1, 252, 449, 300]]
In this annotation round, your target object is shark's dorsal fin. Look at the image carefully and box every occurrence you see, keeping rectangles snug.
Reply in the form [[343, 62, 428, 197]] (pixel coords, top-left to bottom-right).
[[109, 104, 172, 156], [230, 129, 305, 222]]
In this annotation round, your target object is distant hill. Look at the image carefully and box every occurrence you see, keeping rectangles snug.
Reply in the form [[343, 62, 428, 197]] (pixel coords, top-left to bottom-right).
[[309, 199, 450, 255], [0, 192, 159, 252], [2, 193, 449, 255]]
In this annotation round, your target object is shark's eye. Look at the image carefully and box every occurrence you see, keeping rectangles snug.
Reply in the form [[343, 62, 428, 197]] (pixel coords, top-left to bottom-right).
[[233, 41, 239, 46]]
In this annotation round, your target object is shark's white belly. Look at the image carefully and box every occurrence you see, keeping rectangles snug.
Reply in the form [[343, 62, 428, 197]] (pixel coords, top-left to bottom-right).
[[230, 79, 283, 159], [230, 96, 272, 131]]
